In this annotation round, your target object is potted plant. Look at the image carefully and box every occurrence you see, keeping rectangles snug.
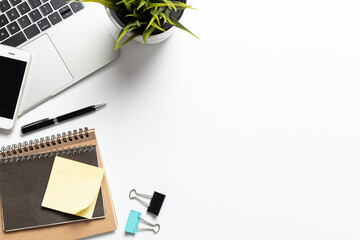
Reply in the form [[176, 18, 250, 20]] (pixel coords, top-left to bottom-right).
[[80, 0, 198, 49]]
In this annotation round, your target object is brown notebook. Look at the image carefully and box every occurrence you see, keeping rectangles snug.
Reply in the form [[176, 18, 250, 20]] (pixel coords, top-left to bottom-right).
[[0, 128, 117, 240]]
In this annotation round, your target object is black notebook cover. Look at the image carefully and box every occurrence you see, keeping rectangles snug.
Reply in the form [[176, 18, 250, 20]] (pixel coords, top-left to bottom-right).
[[0, 146, 105, 232]]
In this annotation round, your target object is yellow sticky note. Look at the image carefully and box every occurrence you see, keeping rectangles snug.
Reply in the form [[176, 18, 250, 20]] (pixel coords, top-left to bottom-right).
[[41, 156, 104, 219]]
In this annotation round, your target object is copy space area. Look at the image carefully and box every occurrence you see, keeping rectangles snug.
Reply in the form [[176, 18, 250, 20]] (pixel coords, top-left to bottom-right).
[[2, 0, 360, 239]]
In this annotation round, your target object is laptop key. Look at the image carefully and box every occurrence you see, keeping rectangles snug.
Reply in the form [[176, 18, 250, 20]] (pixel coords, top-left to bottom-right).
[[0, 27, 9, 41], [17, 2, 31, 15], [6, 8, 19, 21], [59, 5, 72, 19], [39, 3, 52, 16], [9, 0, 21, 7], [2, 31, 26, 46], [28, 0, 41, 9], [37, 18, 51, 31], [23, 23, 40, 39], [7, 21, 20, 34], [18, 15, 31, 28], [0, 0, 11, 13], [29, 9, 41, 22], [0, 14, 8, 28], [50, 0, 67, 10], [48, 11, 61, 25], [69, 2, 83, 13]]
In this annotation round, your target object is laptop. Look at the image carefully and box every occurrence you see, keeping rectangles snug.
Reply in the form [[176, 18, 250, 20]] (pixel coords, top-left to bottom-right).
[[0, 0, 120, 115]]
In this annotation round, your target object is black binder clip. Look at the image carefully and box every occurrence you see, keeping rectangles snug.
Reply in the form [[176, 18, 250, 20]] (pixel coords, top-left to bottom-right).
[[129, 189, 166, 216]]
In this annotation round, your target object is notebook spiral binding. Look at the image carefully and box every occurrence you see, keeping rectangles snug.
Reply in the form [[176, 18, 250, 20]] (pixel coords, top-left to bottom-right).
[[0, 127, 90, 161], [0, 145, 95, 164]]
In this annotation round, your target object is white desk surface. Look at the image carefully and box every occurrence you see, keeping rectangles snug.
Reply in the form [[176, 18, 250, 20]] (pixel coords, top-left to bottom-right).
[[2, 0, 360, 239]]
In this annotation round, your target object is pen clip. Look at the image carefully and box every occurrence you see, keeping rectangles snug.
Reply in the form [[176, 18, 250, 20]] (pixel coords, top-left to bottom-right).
[[21, 118, 50, 129]]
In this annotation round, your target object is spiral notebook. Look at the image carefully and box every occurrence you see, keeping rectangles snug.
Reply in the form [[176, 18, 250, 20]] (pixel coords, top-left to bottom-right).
[[0, 128, 118, 239]]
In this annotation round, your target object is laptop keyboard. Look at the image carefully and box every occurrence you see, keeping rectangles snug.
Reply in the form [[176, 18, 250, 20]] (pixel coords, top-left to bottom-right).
[[0, 0, 84, 47]]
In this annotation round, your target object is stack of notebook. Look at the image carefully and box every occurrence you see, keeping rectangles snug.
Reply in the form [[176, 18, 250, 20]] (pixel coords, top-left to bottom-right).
[[0, 128, 117, 239]]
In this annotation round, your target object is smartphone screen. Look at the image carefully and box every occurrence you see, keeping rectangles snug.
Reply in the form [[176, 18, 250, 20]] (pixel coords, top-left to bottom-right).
[[0, 56, 27, 119]]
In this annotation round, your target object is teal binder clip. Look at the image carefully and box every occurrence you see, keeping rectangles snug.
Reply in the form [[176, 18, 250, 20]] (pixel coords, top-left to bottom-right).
[[125, 210, 160, 234]]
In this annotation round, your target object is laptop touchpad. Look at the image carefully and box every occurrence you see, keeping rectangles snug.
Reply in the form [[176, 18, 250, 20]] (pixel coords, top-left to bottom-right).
[[20, 34, 73, 115]]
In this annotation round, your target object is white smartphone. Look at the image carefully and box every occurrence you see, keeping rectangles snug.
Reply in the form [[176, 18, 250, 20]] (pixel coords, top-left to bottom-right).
[[0, 45, 31, 129]]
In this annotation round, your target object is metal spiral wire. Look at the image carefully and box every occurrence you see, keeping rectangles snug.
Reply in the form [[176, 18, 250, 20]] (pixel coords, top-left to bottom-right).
[[0, 144, 95, 164], [0, 127, 89, 158]]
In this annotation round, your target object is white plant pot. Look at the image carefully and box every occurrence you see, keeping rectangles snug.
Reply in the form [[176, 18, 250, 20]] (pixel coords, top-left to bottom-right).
[[106, 8, 176, 45]]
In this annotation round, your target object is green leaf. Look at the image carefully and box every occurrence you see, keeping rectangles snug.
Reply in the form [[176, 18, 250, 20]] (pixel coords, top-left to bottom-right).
[[160, 12, 167, 23], [173, 1, 197, 10], [123, 22, 139, 29], [122, 0, 133, 12], [146, 16, 155, 30], [146, 6, 165, 29], [116, 27, 130, 44], [150, 9, 160, 25], [126, 12, 141, 18], [164, 8, 174, 24], [116, 33, 139, 49], [128, 26, 139, 32], [142, 26, 155, 44], [115, 19, 148, 48], [137, 0, 146, 10], [169, 16, 199, 39], [147, 3, 168, 8], [117, 21, 138, 36], [162, 0, 176, 11], [151, 22, 165, 32]]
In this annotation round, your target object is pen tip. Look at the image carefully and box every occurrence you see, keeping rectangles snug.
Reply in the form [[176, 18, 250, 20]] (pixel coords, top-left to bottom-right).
[[95, 103, 106, 110]]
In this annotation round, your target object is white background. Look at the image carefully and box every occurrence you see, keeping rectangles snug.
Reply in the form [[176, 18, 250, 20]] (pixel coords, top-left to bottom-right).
[[2, 0, 360, 239]]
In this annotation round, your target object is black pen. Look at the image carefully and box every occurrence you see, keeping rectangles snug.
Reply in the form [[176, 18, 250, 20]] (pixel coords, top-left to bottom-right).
[[21, 104, 106, 135]]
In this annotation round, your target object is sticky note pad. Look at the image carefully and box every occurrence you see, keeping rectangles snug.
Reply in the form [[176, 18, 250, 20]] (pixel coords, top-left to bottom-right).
[[125, 210, 141, 234], [41, 156, 104, 219]]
